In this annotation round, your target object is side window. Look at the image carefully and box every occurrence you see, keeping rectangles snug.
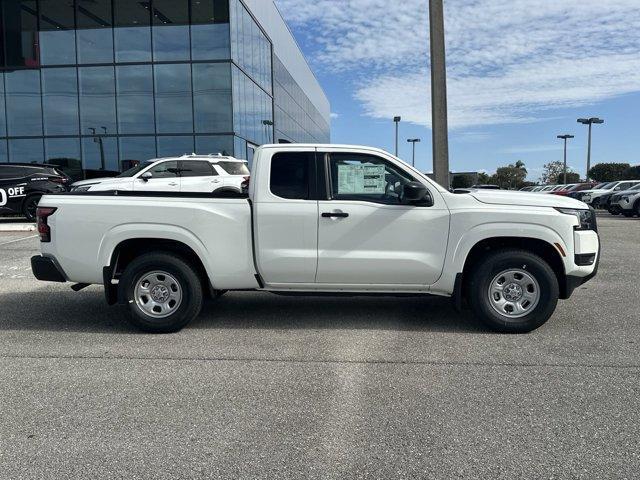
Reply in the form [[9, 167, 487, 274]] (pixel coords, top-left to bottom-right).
[[178, 160, 215, 177], [328, 153, 418, 205], [270, 152, 311, 200], [149, 161, 179, 178]]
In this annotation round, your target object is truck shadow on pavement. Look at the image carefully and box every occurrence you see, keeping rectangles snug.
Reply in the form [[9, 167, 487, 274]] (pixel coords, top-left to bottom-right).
[[0, 290, 485, 334]]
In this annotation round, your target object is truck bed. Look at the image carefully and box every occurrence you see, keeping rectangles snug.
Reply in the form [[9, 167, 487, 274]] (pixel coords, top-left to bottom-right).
[[39, 192, 257, 290]]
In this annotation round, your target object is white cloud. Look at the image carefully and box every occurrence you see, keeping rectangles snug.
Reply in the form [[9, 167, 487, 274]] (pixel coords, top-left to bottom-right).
[[275, 0, 640, 129], [330, 112, 341, 119]]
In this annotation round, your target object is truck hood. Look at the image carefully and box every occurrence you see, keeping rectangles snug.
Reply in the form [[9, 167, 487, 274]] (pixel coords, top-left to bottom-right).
[[469, 190, 588, 209], [72, 177, 123, 187]]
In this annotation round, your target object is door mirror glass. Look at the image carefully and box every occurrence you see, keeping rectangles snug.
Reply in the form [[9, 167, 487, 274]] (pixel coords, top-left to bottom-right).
[[140, 171, 153, 181]]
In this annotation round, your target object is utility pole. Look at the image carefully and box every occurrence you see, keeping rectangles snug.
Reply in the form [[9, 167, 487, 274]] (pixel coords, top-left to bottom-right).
[[429, 0, 450, 188], [577, 117, 604, 179], [393, 116, 401, 156], [557, 134, 574, 184], [407, 138, 421, 167]]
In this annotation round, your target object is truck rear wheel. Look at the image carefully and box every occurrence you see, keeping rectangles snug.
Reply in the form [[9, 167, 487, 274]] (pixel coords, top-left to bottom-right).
[[120, 253, 203, 333], [467, 249, 559, 333]]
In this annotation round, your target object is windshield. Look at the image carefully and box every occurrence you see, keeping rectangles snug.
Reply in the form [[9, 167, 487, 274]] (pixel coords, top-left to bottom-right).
[[117, 161, 155, 178], [217, 161, 250, 175], [602, 182, 617, 190]]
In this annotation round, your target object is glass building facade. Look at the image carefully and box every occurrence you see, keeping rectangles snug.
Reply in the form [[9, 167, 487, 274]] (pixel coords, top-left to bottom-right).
[[0, 0, 330, 178]]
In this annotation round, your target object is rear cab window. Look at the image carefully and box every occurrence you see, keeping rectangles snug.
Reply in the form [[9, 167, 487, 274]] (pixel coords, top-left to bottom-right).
[[269, 152, 315, 200]]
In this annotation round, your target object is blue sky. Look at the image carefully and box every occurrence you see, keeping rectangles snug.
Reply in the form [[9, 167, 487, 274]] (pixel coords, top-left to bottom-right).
[[275, 0, 640, 181]]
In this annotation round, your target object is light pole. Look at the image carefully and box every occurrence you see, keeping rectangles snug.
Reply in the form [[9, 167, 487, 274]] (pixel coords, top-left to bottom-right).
[[557, 134, 574, 184], [407, 138, 421, 167], [393, 116, 401, 156], [577, 117, 604, 179], [429, 0, 450, 188]]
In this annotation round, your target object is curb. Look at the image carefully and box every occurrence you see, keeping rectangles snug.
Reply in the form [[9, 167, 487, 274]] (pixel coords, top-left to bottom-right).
[[0, 223, 37, 232]]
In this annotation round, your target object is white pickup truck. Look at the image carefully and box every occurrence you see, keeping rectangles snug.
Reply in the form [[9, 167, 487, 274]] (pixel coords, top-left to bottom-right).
[[31, 144, 600, 333]]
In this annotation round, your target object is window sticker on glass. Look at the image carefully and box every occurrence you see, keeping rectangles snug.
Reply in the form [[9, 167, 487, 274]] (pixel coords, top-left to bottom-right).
[[338, 164, 386, 194]]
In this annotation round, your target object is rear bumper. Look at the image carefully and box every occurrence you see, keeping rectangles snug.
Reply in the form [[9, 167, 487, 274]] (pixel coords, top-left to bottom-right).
[[31, 255, 67, 282]]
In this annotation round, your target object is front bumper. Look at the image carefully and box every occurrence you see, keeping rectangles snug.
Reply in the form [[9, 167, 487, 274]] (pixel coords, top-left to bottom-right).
[[563, 235, 600, 299], [31, 255, 67, 283]]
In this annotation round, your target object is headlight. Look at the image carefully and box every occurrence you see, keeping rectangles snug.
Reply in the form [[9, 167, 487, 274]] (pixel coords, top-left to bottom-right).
[[71, 186, 91, 192], [555, 207, 597, 232]]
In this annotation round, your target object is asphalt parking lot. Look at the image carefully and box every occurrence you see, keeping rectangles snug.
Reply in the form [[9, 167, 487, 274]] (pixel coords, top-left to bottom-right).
[[0, 215, 638, 479]]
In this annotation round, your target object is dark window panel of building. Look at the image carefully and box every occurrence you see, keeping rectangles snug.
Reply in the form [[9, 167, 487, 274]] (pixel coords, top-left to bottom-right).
[[195, 134, 233, 156], [42, 67, 79, 135], [152, 0, 189, 61], [79, 66, 117, 136], [157, 135, 194, 158], [9, 138, 44, 163], [154, 63, 193, 134], [0, 140, 7, 162], [5, 69, 43, 136], [39, 0, 76, 65], [0, 73, 6, 137], [116, 64, 155, 134], [76, 0, 114, 64], [119, 136, 157, 164], [113, 0, 151, 63], [191, 0, 230, 61], [3, 0, 39, 67], [82, 135, 118, 172], [193, 62, 232, 133], [44, 137, 82, 179]]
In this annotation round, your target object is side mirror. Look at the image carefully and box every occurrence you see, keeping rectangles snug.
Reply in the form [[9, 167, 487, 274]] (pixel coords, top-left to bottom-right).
[[140, 171, 153, 182], [403, 181, 433, 206]]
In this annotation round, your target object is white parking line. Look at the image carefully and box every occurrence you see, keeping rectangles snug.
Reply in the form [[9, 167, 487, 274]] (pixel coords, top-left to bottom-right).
[[0, 234, 39, 246]]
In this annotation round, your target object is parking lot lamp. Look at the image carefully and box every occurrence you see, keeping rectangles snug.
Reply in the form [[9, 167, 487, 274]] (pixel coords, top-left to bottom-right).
[[577, 117, 604, 179], [557, 134, 574, 184], [407, 138, 421, 167], [393, 116, 401, 156]]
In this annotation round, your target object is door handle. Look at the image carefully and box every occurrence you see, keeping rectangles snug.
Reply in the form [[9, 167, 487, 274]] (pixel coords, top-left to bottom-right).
[[321, 212, 349, 218], [168, 182, 178, 187]]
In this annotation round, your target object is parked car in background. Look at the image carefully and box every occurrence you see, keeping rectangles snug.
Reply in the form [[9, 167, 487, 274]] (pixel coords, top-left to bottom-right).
[[581, 180, 640, 208], [550, 184, 576, 194], [70, 155, 250, 195], [470, 184, 501, 190], [617, 188, 640, 217], [555, 183, 595, 197], [608, 183, 640, 215], [0, 163, 71, 221]]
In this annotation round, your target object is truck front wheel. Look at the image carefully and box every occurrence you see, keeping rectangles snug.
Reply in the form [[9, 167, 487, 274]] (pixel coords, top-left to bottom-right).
[[120, 253, 203, 333], [468, 249, 559, 333]]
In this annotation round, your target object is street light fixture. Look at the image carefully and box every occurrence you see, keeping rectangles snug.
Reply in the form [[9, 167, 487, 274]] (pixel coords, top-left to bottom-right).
[[393, 116, 401, 156], [407, 138, 421, 167], [577, 117, 604, 179], [557, 134, 574, 184]]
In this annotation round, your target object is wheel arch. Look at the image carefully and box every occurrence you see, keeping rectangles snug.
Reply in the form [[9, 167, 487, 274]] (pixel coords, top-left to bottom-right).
[[457, 236, 569, 306]]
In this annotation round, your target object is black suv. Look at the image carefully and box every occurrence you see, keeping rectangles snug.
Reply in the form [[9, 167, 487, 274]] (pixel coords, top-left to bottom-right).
[[0, 163, 71, 221]]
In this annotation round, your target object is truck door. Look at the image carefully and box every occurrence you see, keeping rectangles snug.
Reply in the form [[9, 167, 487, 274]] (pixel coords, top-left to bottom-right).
[[316, 151, 449, 286], [253, 150, 319, 285]]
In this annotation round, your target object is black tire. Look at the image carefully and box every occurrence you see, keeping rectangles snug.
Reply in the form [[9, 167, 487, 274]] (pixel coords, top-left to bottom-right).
[[119, 252, 203, 333], [22, 194, 42, 222], [467, 249, 559, 333], [622, 210, 635, 218], [635, 200, 640, 217]]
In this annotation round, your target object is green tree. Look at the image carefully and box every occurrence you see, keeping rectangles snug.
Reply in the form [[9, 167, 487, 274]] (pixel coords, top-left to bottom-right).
[[488, 160, 528, 189], [564, 172, 581, 183], [476, 172, 490, 184], [588, 163, 631, 182]]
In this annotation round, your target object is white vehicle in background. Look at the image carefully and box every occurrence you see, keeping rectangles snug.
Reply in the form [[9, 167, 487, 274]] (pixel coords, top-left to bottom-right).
[[617, 188, 640, 217], [70, 155, 250, 195], [581, 180, 640, 208]]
